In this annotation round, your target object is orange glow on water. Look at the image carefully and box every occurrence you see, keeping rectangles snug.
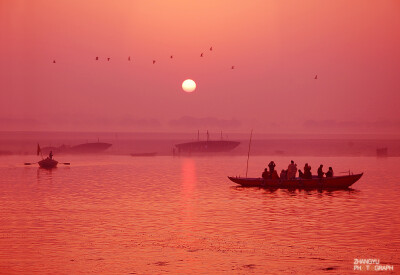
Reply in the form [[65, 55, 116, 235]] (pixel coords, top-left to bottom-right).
[[181, 158, 196, 193], [0, 155, 399, 273], [180, 158, 196, 226]]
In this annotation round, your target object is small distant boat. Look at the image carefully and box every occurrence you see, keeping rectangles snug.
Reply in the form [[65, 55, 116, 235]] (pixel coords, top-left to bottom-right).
[[38, 158, 58, 169], [228, 173, 363, 189], [42, 142, 112, 154], [175, 131, 240, 154], [376, 147, 388, 157], [131, 152, 157, 157], [175, 140, 240, 153], [25, 144, 68, 169], [0, 150, 12, 155]]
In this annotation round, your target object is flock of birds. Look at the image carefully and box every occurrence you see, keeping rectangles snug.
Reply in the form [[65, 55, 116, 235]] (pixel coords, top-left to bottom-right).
[[51, 46, 320, 79], [51, 46, 237, 70]]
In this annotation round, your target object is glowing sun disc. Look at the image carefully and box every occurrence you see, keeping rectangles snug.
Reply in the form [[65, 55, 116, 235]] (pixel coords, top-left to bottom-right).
[[182, 79, 196, 93]]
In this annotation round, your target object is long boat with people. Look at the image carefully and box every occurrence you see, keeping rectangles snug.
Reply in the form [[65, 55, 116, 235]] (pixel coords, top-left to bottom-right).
[[228, 160, 363, 189], [228, 173, 363, 189]]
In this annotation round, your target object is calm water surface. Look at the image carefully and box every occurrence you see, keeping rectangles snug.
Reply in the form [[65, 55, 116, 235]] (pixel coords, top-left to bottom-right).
[[0, 155, 399, 274]]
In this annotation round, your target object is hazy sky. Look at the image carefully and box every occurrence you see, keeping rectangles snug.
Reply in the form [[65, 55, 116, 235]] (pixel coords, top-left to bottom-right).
[[1, 0, 399, 134]]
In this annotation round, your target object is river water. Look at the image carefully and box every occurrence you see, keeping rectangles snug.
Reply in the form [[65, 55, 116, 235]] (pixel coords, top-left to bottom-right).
[[0, 155, 399, 274]]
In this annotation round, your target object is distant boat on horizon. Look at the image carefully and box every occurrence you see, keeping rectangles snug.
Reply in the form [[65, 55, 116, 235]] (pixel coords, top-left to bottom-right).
[[174, 131, 240, 154], [131, 152, 157, 157], [376, 147, 388, 157], [42, 142, 112, 154]]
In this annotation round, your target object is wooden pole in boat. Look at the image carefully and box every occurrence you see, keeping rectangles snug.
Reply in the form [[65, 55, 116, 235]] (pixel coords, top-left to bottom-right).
[[37, 143, 44, 160], [246, 129, 253, 177]]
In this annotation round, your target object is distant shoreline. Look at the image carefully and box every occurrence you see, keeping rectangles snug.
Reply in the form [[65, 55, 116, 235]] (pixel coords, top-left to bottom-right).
[[0, 131, 399, 157], [0, 130, 399, 140]]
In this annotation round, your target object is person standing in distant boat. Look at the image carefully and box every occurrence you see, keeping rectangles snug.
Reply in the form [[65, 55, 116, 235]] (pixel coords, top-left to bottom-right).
[[326, 167, 334, 177], [304, 163, 312, 179], [287, 160, 297, 179], [49, 150, 53, 160], [317, 164, 324, 178]]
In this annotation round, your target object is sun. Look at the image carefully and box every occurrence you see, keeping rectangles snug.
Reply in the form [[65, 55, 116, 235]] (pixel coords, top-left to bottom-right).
[[182, 79, 196, 93]]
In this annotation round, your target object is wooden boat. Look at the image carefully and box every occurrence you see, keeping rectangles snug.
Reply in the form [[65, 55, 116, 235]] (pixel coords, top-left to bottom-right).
[[175, 140, 240, 153], [41, 142, 112, 154], [38, 158, 58, 169], [175, 131, 240, 154], [228, 173, 363, 189], [376, 147, 388, 157]]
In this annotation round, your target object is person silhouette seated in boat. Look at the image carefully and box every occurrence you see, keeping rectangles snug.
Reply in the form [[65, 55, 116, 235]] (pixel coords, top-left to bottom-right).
[[280, 169, 287, 180], [262, 168, 270, 179], [317, 164, 324, 178], [268, 161, 279, 179], [268, 161, 276, 173], [304, 163, 312, 179], [271, 169, 279, 180], [326, 167, 334, 177], [49, 150, 53, 160], [298, 169, 304, 178]]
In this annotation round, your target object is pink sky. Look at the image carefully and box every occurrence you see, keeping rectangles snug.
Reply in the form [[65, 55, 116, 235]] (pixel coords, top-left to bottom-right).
[[1, 0, 400, 135]]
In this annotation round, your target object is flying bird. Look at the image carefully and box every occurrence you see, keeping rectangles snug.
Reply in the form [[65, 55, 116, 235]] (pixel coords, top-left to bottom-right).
[[170, 55, 173, 59], [128, 56, 131, 61], [107, 58, 110, 61], [315, 75, 318, 79], [53, 60, 56, 63], [153, 60, 156, 64], [200, 53, 203, 57], [231, 66, 235, 69], [95, 56, 99, 60], [210, 47, 213, 51]]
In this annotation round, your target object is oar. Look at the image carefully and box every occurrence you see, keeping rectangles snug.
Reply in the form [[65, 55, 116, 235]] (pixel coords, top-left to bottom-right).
[[24, 162, 70, 165]]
